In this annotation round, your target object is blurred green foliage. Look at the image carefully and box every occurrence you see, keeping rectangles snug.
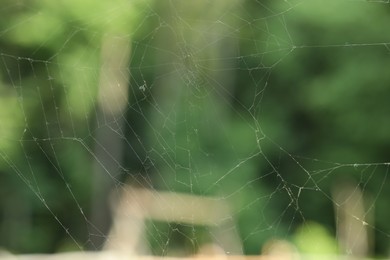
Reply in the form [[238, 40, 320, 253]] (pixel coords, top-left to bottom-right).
[[1, 0, 390, 257], [293, 221, 339, 255]]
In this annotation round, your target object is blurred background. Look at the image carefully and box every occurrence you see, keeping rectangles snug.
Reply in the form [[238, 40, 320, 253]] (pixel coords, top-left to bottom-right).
[[1, 0, 390, 258]]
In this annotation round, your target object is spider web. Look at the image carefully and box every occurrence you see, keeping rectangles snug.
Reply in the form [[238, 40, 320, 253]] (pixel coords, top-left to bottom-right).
[[1, 0, 390, 257]]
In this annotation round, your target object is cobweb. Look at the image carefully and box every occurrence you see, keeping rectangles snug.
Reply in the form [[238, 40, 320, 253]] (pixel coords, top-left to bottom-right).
[[1, 0, 390, 257]]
